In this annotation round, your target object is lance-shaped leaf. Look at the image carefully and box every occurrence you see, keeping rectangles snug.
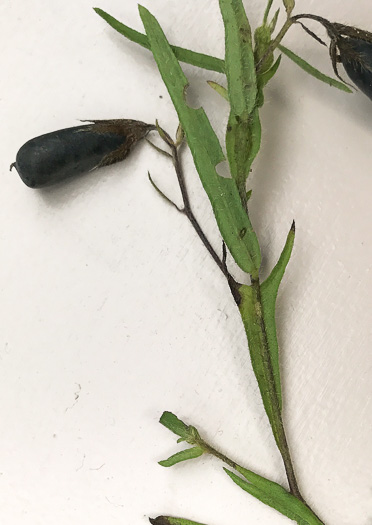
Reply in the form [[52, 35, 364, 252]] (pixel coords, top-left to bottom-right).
[[139, 6, 261, 275], [94, 8, 225, 73], [207, 81, 229, 101], [269, 8, 280, 34], [225, 468, 324, 525], [258, 55, 282, 92], [238, 283, 280, 437], [260, 221, 296, 410], [159, 446, 204, 467], [263, 0, 274, 25], [238, 223, 294, 431], [150, 517, 208, 525], [256, 55, 282, 108], [278, 44, 352, 93], [219, 0, 257, 204]]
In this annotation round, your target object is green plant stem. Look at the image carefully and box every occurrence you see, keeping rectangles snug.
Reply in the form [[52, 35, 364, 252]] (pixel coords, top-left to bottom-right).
[[170, 133, 302, 498], [248, 277, 301, 500]]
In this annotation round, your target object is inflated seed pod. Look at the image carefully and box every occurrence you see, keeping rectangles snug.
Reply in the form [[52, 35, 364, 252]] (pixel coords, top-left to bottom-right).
[[294, 14, 372, 101], [10, 119, 154, 188], [338, 37, 372, 101]]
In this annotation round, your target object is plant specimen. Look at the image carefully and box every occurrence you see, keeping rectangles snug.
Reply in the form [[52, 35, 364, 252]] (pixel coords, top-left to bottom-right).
[[10, 0, 371, 524]]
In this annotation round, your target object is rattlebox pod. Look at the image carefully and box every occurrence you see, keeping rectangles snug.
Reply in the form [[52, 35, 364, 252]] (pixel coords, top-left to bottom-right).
[[10, 119, 154, 188]]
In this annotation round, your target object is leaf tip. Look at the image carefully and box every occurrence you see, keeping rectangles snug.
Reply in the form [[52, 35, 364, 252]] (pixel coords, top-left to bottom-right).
[[291, 220, 295, 233], [138, 4, 149, 18]]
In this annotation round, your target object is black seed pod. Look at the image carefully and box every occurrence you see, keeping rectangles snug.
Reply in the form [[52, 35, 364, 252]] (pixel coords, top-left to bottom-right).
[[293, 14, 372, 101], [10, 119, 154, 188], [338, 38, 372, 100]]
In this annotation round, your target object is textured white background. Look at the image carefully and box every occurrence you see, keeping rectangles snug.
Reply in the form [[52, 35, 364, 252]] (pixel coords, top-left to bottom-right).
[[1, 1, 371, 524]]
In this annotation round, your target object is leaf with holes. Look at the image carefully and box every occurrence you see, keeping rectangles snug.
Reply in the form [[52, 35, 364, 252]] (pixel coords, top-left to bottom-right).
[[139, 5, 261, 275]]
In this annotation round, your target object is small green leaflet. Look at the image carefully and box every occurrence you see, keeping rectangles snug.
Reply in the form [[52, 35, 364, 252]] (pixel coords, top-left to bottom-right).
[[139, 5, 261, 275], [159, 411, 191, 440], [207, 80, 229, 101], [279, 44, 353, 93], [225, 467, 324, 524], [159, 413, 204, 466], [219, 0, 257, 204], [94, 8, 225, 73], [159, 447, 204, 467], [269, 8, 280, 34], [259, 55, 282, 91], [263, 0, 274, 25]]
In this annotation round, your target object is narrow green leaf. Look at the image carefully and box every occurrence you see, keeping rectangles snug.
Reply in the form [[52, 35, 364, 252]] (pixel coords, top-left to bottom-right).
[[159, 446, 204, 467], [283, 0, 295, 17], [256, 55, 282, 107], [278, 44, 353, 93], [150, 517, 208, 525], [94, 8, 225, 73], [262, 221, 295, 294], [139, 5, 261, 275], [238, 283, 279, 434], [263, 0, 274, 24], [236, 464, 289, 492], [269, 8, 280, 34], [219, 0, 256, 117], [260, 222, 295, 410], [219, 0, 258, 203], [224, 468, 324, 525], [259, 55, 282, 91], [207, 80, 229, 101], [160, 411, 190, 439]]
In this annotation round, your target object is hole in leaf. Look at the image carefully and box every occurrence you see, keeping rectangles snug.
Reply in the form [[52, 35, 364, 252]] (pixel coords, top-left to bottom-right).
[[183, 83, 202, 110], [216, 160, 231, 179]]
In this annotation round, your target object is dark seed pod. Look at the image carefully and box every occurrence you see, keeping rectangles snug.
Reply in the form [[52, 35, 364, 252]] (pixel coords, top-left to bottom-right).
[[338, 38, 372, 100], [293, 14, 372, 100], [10, 119, 154, 188]]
